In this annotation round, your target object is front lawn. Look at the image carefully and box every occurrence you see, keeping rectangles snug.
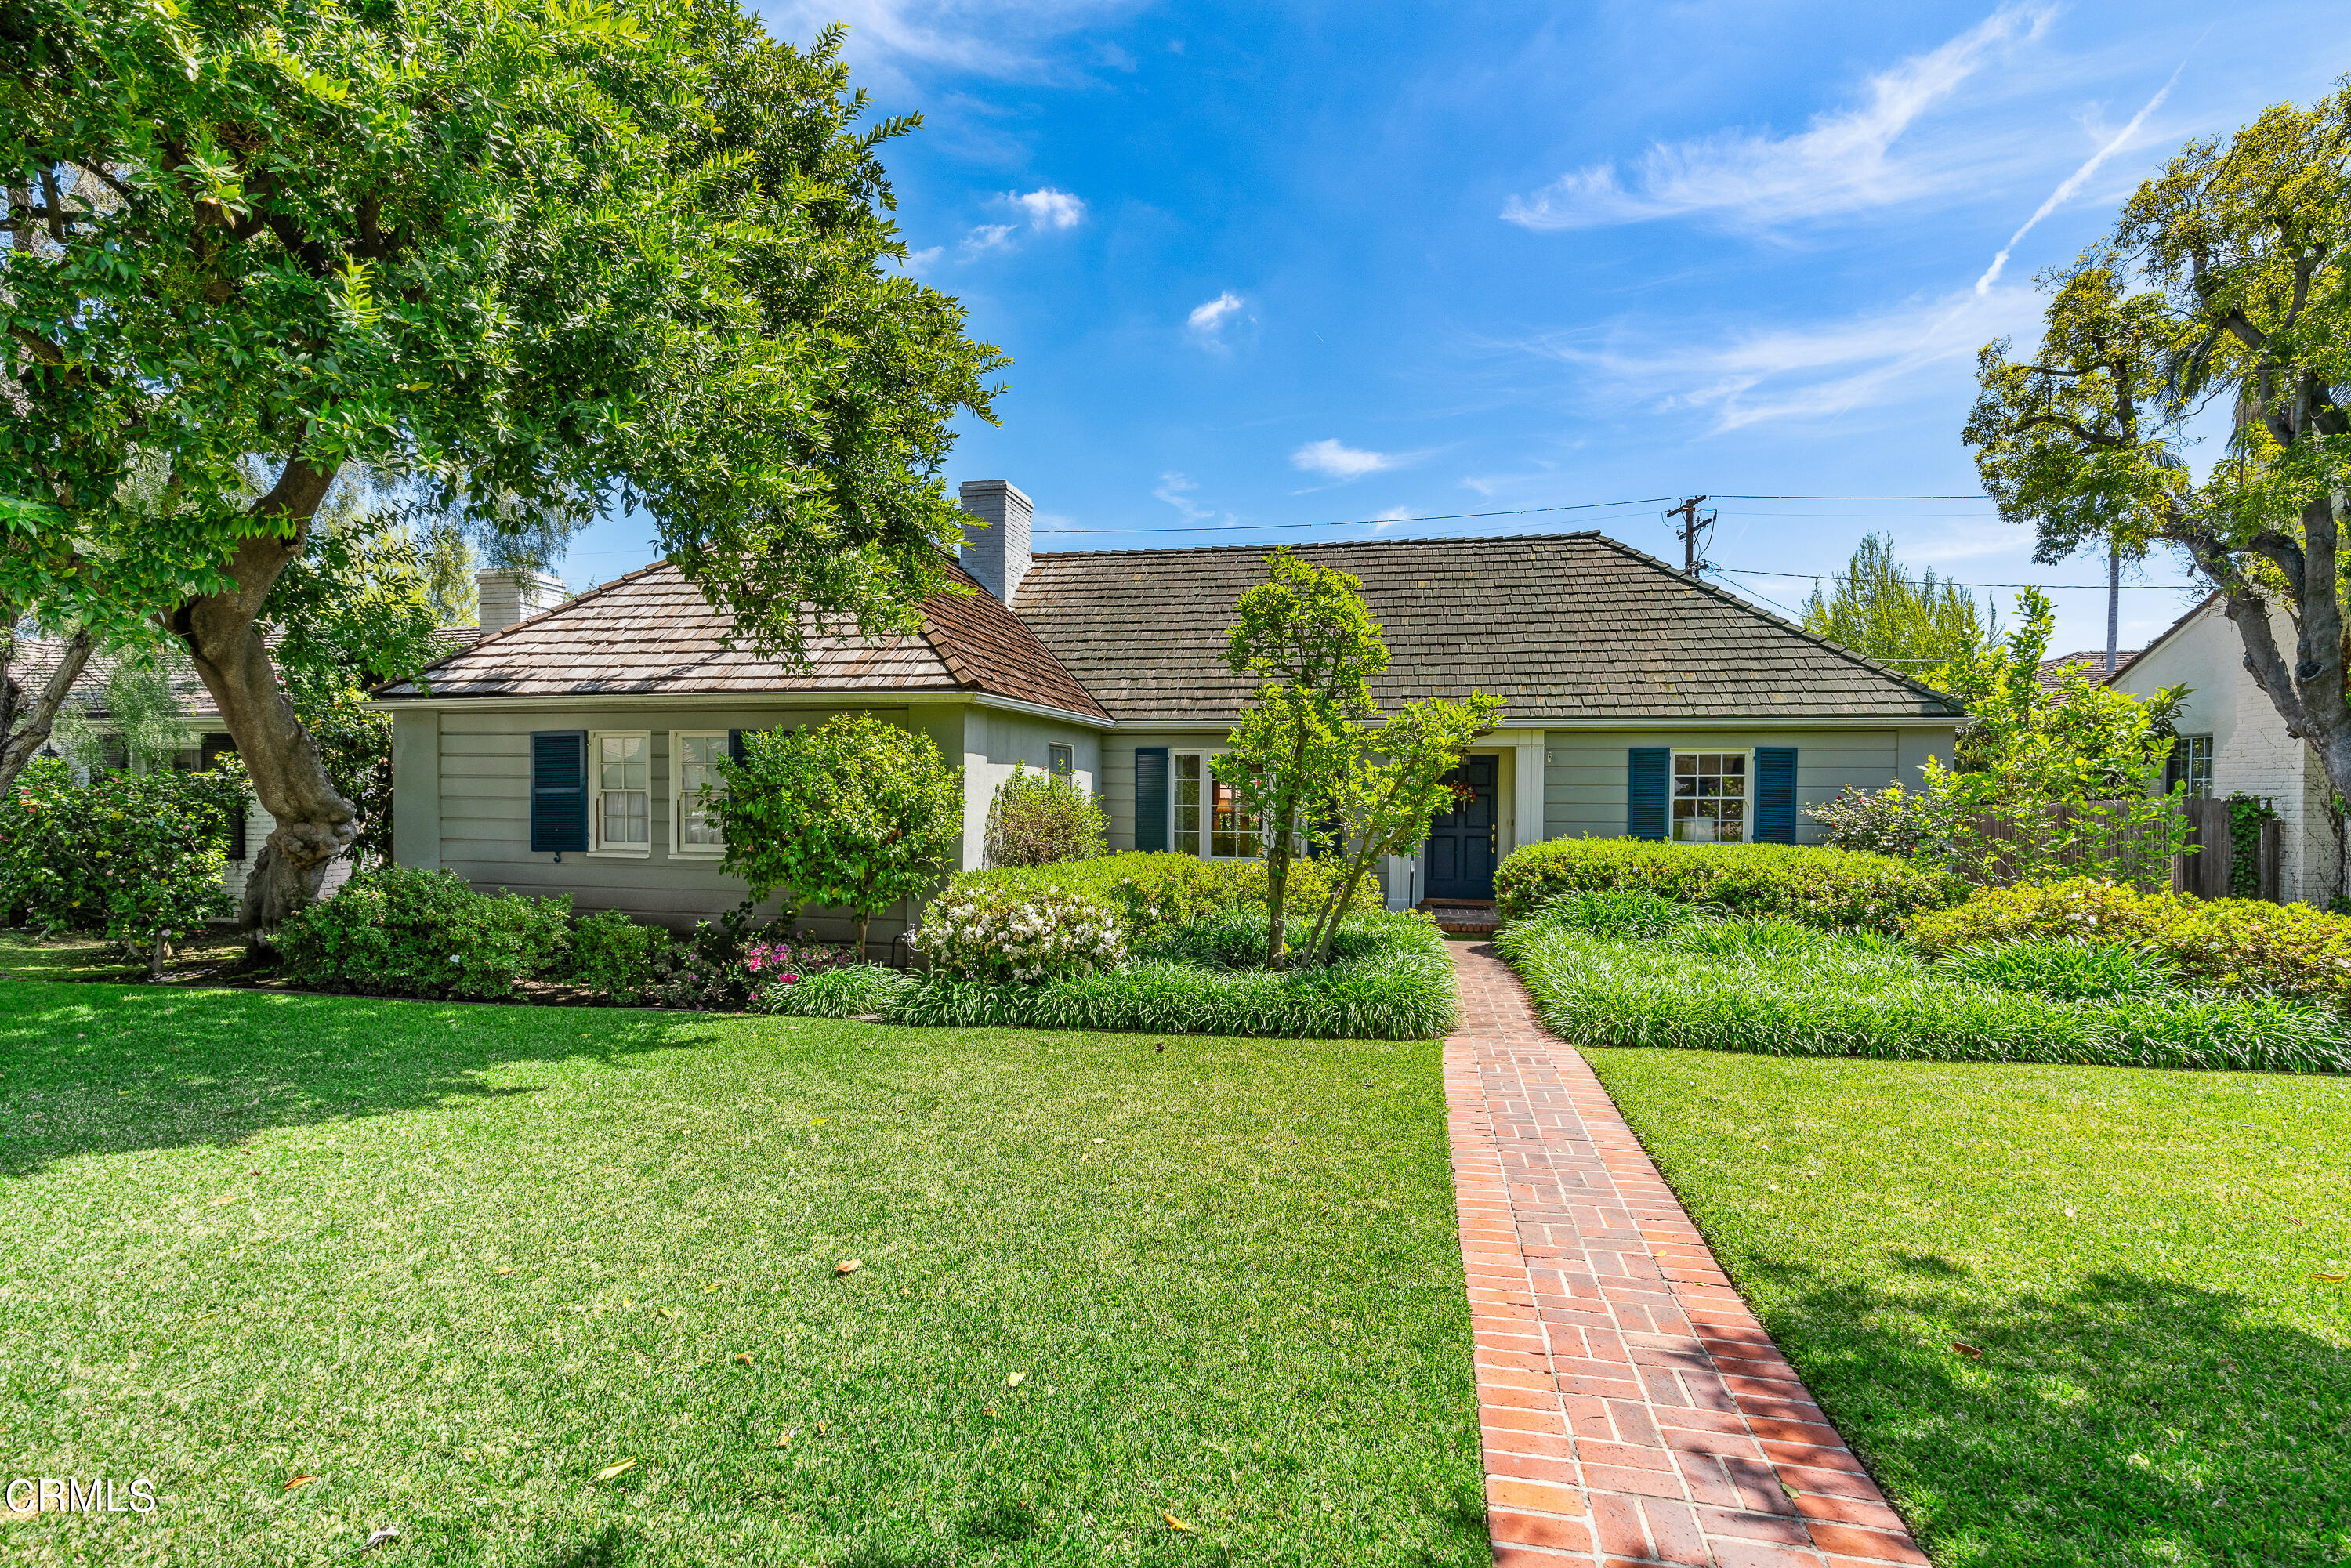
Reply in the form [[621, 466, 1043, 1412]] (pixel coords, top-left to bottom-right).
[[0, 980, 1484, 1566], [1585, 1048, 2351, 1567]]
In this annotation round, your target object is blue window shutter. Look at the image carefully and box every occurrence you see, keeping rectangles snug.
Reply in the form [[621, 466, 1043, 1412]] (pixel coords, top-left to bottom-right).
[[1627, 748, 1669, 841], [728, 729, 746, 763], [531, 730, 589, 853], [1755, 748, 1799, 844], [1134, 748, 1169, 853]]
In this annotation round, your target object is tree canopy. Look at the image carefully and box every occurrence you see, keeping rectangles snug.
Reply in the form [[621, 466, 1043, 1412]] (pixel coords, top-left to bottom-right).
[[2, 0, 1003, 922], [1965, 80, 2351, 807], [1799, 532, 1998, 686]]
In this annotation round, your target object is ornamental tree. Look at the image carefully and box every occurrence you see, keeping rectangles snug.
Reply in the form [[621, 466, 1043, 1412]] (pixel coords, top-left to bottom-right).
[[1297, 693, 1503, 966], [1965, 81, 2351, 813], [2, 2, 1003, 929], [1222, 549, 1388, 968], [714, 713, 963, 960]]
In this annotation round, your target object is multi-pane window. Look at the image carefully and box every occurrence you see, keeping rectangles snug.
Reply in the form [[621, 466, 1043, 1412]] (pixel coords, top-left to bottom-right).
[[1172, 751, 1260, 860], [2168, 734, 2215, 798], [1049, 743, 1074, 777], [593, 731, 650, 851], [1672, 751, 1747, 842], [673, 731, 727, 853]]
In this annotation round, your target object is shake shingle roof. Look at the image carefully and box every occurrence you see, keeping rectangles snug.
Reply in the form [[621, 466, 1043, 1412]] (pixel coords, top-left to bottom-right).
[[1010, 532, 1965, 723], [373, 559, 1109, 721]]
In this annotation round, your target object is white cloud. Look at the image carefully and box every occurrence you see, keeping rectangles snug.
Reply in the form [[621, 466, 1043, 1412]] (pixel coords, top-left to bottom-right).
[[1188, 292, 1244, 333], [759, 0, 1143, 85], [1502, 4, 2050, 230], [958, 223, 1017, 258], [1534, 284, 2043, 430], [901, 244, 944, 269], [1371, 505, 1414, 533], [1012, 187, 1086, 230], [1975, 62, 2183, 293], [1154, 471, 1215, 523], [1291, 439, 1400, 481]]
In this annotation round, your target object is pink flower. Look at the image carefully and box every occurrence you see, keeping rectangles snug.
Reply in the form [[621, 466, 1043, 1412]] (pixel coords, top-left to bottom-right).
[[781, 973, 799, 984]]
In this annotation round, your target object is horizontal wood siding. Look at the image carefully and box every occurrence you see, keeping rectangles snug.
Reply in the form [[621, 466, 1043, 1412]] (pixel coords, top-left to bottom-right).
[[1099, 730, 1230, 853], [1541, 728, 1933, 846]]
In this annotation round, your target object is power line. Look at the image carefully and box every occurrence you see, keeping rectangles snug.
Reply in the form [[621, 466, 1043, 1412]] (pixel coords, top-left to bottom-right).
[[1033, 491, 2001, 539], [1711, 563, 2194, 591]]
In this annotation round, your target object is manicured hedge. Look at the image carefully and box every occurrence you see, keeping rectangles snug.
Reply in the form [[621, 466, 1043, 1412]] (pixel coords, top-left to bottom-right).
[[1492, 836, 1965, 933], [952, 852, 1382, 944], [766, 910, 1457, 1040], [1906, 879, 2351, 1013], [1496, 896, 2351, 1074], [274, 866, 572, 1001]]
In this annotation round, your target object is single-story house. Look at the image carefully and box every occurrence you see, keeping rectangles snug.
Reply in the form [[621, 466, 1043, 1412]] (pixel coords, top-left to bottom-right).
[[372, 480, 1967, 950], [2106, 592, 2344, 907]]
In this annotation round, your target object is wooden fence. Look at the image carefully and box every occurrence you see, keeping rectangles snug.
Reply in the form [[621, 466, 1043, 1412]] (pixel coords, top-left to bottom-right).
[[1967, 796, 2283, 902]]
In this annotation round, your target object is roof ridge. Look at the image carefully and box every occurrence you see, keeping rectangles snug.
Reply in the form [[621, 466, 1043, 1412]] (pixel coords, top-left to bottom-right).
[[1581, 535, 1968, 717], [1027, 529, 1605, 559], [374, 559, 670, 694]]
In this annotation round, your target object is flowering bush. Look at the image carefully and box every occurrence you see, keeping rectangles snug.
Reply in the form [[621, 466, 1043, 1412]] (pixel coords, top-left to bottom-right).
[[1807, 783, 1947, 859], [914, 885, 1125, 983], [741, 935, 860, 1006], [0, 757, 248, 972], [957, 852, 1378, 946], [983, 764, 1107, 866], [1905, 879, 2351, 1011]]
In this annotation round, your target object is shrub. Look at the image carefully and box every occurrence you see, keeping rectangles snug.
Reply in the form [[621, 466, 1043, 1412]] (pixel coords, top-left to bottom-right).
[[1493, 837, 1964, 932], [565, 909, 675, 1004], [781, 911, 1455, 1039], [274, 866, 571, 1000], [0, 757, 247, 969], [983, 764, 1107, 867], [914, 885, 1125, 983], [1807, 783, 1945, 858], [1936, 939, 2180, 1001], [1527, 888, 1696, 940], [1497, 910, 2350, 1074], [955, 852, 1382, 946], [1904, 881, 2351, 1012], [742, 934, 862, 1009]]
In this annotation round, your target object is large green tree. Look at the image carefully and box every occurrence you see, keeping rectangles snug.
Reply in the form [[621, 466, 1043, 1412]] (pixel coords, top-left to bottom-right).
[[1965, 81, 2351, 809], [1, 0, 1003, 926], [1799, 532, 1998, 684]]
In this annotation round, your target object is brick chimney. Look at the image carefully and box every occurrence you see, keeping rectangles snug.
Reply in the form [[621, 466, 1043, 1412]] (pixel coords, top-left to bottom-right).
[[476, 567, 567, 632], [958, 480, 1033, 602]]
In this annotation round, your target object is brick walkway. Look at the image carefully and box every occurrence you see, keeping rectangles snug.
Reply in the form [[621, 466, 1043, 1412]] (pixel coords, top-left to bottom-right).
[[1445, 941, 1928, 1568]]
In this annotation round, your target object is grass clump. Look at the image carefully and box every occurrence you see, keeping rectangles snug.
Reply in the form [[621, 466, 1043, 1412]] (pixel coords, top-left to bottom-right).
[[1493, 835, 1963, 932], [1497, 908, 2351, 1073], [1907, 879, 2351, 1012], [1583, 1048, 2351, 1567], [776, 911, 1456, 1040]]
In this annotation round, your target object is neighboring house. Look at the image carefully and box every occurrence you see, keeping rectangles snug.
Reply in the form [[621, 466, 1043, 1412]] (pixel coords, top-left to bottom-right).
[[374, 480, 1967, 949], [11, 610, 486, 909], [2037, 647, 2140, 690], [2108, 592, 2343, 907]]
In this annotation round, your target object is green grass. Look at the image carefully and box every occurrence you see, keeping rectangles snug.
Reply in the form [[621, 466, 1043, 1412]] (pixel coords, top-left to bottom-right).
[[1582, 1048, 2351, 1567], [0, 980, 1483, 1566], [1497, 908, 2351, 1072], [0, 931, 246, 984]]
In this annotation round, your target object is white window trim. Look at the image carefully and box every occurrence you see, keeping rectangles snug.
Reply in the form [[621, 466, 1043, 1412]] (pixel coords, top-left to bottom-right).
[[669, 729, 729, 858], [1171, 748, 1266, 862], [1669, 747, 1755, 846], [588, 729, 653, 858]]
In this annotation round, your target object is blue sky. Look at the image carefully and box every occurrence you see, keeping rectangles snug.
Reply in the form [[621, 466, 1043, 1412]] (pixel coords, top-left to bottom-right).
[[562, 1, 2347, 657]]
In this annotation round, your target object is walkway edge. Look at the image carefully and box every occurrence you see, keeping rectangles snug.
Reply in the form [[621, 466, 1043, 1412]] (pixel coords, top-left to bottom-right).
[[1444, 941, 1929, 1568]]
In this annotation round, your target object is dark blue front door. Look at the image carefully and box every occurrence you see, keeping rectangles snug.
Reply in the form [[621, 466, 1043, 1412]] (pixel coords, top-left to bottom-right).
[[1424, 755, 1498, 899]]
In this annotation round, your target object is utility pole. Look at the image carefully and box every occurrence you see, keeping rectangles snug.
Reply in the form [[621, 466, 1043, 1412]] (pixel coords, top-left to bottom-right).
[[2105, 542, 2121, 675], [1667, 496, 1717, 577]]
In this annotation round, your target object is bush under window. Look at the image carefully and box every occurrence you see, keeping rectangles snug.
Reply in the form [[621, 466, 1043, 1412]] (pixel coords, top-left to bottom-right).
[[1493, 837, 1965, 932], [983, 764, 1107, 867]]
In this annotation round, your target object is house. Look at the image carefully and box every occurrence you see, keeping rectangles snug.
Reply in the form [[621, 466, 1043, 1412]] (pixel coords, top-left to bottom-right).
[[2036, 648, 2140, 690], [373, 480, 1967, 950], [2106, 592, 2342, 907]]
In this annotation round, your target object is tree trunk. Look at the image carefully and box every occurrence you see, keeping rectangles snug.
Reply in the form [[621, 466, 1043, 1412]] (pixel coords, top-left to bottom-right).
[[0, 628, 96, 797], [855, 909, 871, 965], [148, 931, 167, 983], [1263, 722, 1310, 971], [166, 458, 357, 936]]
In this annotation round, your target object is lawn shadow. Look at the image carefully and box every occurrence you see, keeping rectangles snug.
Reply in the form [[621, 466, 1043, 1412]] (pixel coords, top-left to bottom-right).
[[1753, 1257, 2351, 1563], [0, 980, 739, 1176]]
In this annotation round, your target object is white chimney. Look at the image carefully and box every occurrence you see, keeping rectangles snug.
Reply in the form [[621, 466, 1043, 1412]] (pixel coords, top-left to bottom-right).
[[476, 567, 566, 632], [958, 480, 1033, 602]]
